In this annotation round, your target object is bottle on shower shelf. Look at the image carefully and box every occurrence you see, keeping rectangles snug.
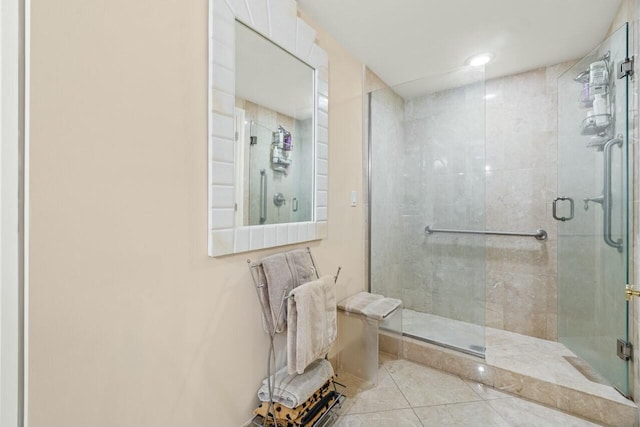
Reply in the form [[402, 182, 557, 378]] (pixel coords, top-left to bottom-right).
[[589, 60, 608, 96], [592, 94, 610, 127]]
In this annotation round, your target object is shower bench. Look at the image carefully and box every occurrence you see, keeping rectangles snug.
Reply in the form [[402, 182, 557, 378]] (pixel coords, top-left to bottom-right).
[[335, 292, 403, 386]]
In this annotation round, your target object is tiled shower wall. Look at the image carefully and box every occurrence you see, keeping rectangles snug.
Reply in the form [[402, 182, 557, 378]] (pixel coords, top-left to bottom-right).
[[370, 63, 574, 341], [484, 63, 573, 340]]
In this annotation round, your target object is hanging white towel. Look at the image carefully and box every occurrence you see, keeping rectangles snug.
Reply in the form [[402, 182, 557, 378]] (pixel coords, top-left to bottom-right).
[[287, 275, 337, 375]]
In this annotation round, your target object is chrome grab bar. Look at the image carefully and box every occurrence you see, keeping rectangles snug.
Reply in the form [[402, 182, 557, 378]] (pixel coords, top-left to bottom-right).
[[603, 137, 623, 252], [552, 196, 574, 221], [424, 225, 547, 241], [259, 169, 267, 224]]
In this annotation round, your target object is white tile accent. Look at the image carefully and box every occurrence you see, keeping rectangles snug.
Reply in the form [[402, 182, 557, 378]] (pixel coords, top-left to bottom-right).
[[267, 0, 297, 54], [224, 0, 252, 25], [295, 18, 316, 60], [317, 159, 328, 175], [307, 222, 317, 240], [317, 142, 328, 160], [211, 185, 235, 208], [210, 161, 235, 185], [317, 125, 328, 144], [212, 38, 234, 70], [211, 113, 234, 139], [212, 88, 235, 115], [250, 226, 265, 250], [212, 64, 234, 93], [298, 223, 309, 241], [287, 223, 299, 242], [316, 207, 327, 221], [211, 137, 235, 163], [316, 190, 328, 208], [208, 0, 329, 256], [318, 94, 329, 113], [211, 208, 235, 229], [276, 224, 288, 245], [213, 0, 234, 23], [212, 2, 235, 43], [316, 175, 328, 191], [246, 0, 270, 37], [234, 227, 250, 252], [317, 66, 329, 82], [317, 74, 329, 97], [308, 44, 328, 71], [264, 224, 277, 247], [317, 110, 328, 130]]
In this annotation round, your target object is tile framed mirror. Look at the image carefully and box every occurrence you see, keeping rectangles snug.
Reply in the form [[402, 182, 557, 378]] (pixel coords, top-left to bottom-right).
[[208, 0, 329, 257]]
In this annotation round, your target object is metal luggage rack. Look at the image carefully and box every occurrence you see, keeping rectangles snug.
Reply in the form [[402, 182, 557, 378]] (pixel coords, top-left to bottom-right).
[[249, 381, 347, 427]]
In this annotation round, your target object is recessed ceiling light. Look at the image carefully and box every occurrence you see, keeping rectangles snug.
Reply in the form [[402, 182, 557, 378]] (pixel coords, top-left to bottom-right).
[[467, 53, 494, 67]]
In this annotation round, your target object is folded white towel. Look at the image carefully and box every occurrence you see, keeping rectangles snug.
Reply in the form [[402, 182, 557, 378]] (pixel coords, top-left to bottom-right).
[[287, 275, 337, 375], [257, 359, 334, 408], [362, 297, 402, 320], [338, 291, 384, 314]]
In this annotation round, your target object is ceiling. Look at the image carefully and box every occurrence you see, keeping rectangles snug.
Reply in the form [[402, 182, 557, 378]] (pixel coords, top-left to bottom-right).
[[297, 0, 622, 98]]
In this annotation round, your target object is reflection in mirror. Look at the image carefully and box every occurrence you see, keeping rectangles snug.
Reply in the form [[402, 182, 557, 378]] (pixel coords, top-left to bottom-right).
[[235, 21, 315, 226]]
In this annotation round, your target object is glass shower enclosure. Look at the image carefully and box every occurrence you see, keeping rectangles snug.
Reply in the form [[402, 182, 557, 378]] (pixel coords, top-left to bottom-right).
[[369, 66, 487, 356], [556, 23, 631, 396]]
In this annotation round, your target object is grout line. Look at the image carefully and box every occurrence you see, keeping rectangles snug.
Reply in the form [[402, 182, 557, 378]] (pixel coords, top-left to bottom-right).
[[381, 360, 425, 426]]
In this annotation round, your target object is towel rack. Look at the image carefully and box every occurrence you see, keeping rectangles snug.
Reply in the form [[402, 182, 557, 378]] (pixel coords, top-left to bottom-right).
[[424, 225, 548, 241], [247, 248, 345, 427]]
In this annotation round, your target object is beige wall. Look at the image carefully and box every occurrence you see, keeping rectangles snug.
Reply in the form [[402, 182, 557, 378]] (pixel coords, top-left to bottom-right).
[[28, 1, 364, 425]]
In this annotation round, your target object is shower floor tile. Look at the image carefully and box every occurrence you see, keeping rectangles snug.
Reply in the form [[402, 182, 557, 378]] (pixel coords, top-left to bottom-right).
[[334, 355, 600, 427], [402, 310, 632, 406]]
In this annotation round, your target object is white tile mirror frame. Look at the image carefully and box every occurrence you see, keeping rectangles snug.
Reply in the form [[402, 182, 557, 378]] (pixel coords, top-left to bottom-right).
[[208, 0, 329, 257]]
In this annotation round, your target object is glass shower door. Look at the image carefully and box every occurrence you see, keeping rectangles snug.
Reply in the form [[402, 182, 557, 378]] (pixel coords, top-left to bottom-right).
[[556, 24, 630, 395]]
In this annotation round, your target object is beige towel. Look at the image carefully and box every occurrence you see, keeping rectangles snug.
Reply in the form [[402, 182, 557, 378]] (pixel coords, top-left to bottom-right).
[[285, 249, 316, 288], [262, 253, 294, 333], [261, 249, 316, 333], [255, 265, 275, 334], [338, 291, 384, 314], [257, 359, 334, 408], [287, 275, 336, 375], [362, 297, 402, 320]]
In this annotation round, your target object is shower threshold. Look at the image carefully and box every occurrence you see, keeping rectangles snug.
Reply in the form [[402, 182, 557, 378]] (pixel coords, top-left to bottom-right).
[[387, 310, 638, 426]]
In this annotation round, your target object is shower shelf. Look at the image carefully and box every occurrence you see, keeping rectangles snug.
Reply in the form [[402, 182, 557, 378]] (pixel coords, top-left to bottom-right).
[[578, 84, 609, 108], [580, 114, 612, 135]]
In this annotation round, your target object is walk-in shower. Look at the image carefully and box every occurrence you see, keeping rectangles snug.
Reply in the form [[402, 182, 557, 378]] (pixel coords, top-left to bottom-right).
[[368, 22, 632, 397]]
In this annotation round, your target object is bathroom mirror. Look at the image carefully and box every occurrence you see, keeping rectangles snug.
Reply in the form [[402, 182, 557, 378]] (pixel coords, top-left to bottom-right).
[[208, 0, 329, 257], [235, 21, 315, 227]]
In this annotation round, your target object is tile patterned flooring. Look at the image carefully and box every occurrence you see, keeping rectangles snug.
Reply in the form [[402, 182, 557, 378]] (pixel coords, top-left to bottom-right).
[[334, 354, 601, 427]]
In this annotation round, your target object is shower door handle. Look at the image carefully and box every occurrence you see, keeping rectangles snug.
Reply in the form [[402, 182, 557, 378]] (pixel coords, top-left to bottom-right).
[[603, 137, 623, 252], [259, 169, 267, 224], [552, 196, 574, 221]]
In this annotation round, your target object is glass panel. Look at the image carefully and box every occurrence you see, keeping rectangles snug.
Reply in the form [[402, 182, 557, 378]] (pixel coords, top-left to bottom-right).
[[369, 66, 486, 356], [557, 23, 629, 394]]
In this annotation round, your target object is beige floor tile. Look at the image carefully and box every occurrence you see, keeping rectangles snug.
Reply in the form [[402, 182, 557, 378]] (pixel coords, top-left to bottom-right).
[[385, 359, 482, 407], [488, 397, 601, 426], [334, 408, 423, 427], [463, 379, 512, 400], [414, 401, 510, 427], [344, 382, 411, 415]]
